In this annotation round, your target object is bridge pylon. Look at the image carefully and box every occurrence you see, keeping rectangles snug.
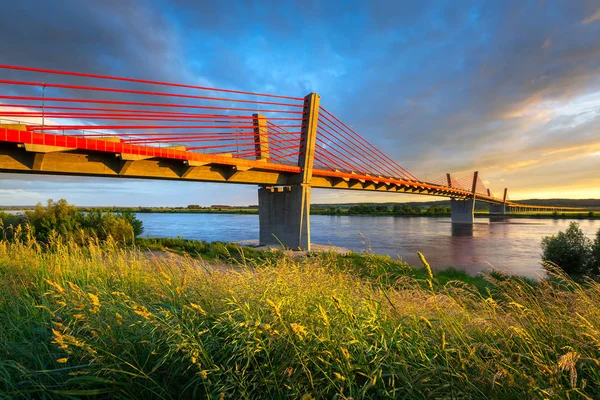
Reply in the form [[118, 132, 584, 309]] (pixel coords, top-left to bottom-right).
[[258, 93, 320, 250]]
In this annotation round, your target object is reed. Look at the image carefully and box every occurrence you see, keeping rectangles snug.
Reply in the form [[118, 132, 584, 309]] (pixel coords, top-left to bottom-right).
[[0, 236, 598, 399]]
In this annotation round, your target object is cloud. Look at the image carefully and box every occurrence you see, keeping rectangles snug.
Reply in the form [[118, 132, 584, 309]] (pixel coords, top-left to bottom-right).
[[582, 8, 600, 24]]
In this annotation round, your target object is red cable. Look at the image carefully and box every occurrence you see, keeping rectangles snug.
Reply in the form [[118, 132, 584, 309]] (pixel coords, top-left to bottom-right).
[[318, 113, 407, 179], [319, 107, 419, 180], [0, 64, 304, 101], [316, 125, 388, 176], [0, 107, 303, 120], [0, 95, 304, 114], [0, 79, 303, 108], [315, 136, 369, 174], [28, 124, 264, 131], [318, 116, 401, 178]]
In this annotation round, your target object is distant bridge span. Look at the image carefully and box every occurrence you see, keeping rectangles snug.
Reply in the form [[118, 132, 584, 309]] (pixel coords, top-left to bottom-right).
[[0, 65, 582, 249]]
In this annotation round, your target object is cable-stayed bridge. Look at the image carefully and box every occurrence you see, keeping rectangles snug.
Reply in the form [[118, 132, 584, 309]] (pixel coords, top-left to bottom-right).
[[0, 65, 582, 249]]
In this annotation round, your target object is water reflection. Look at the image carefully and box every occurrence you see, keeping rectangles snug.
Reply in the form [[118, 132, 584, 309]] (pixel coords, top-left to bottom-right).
[[134, 213, 600, 279], [451, 224, 473, 237]]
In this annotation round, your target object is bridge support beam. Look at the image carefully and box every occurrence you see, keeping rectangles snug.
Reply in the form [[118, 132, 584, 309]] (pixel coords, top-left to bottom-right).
[[489, 203, 505, 215], [451, 198, 475, 224]]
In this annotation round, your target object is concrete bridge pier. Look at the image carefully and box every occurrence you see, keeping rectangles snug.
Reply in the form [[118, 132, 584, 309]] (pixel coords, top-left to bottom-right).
[[489, 203, 505, 215], [258, 185, 310, 250], [450, 198, 475, 224], [257, 92, 319, 251], [449, 171, 478, 224]]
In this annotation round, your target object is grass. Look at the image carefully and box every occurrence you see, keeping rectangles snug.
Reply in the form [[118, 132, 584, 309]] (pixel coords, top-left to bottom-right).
[[136, 236, 495, 292], [1, 237, 599, 398]]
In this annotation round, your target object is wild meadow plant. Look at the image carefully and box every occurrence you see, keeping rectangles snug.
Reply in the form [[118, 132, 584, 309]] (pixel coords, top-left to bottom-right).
[[0, 234, 599, 399]]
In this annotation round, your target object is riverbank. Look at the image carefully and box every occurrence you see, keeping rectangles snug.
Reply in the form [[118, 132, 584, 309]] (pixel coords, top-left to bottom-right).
[[1, 238, 598, 398], [134, 236, 496, 292]]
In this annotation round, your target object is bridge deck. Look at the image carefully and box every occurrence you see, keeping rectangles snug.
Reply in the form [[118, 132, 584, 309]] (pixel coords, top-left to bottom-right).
[[0, 128, 581, 211]]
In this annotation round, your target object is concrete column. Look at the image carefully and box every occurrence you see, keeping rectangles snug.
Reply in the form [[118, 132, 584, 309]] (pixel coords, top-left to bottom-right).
[[258, 185, 310, 249], [489, 203, 505, 215], [451, 198, 475, 224]]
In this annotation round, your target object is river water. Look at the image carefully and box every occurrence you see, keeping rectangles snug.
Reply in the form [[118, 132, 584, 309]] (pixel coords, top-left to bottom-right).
[[136, 213, 600, 279]]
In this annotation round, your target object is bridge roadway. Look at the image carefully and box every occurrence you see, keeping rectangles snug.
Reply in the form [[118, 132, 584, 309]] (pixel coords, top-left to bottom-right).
[[0, 125, 580, 208]]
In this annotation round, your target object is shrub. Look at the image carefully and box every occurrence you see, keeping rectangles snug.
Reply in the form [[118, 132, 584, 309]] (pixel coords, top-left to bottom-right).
[[0, 211, 26, 239], [0, 199, 143, 244], [541, 222, 593, 277]]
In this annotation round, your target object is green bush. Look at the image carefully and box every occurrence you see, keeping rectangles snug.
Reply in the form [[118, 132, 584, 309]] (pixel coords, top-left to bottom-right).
[[541, 222, 594, 277], [0, 199, 143, 244]]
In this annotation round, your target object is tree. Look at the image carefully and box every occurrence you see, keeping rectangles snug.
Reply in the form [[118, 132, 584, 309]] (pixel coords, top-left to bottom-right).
[[25, 199, 80, 243], [541, 222, 593, 276], [117, 210, 144, 237]]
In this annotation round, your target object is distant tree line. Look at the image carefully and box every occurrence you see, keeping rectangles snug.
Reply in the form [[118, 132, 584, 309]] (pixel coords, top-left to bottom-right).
[[318, 204, 451, 215]]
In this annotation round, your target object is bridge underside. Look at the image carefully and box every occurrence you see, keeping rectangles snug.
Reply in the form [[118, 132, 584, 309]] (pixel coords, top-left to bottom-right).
[[0, 141, 469, 198]]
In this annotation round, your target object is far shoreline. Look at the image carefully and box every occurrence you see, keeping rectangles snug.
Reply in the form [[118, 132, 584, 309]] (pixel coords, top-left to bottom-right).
[[2, 206, 600, 219]]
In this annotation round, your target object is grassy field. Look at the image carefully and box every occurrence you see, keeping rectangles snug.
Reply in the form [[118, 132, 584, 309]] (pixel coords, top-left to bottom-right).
[[1, 238, 599, 398]]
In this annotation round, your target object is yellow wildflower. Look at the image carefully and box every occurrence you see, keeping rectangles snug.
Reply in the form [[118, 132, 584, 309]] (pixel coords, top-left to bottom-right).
[[340, 347, 350, 360], [189, 303, 207, 315], [333, 372, 346, 381], [44, 279, 65, 294], [88, 293, 100, 307], [558, 351, 580, 388], [132, 305, 152, 320], [56, 358, 68, 364], [35, 305, 55, 317], [266, 299, 281, 318], [290, 323, 308, 340]]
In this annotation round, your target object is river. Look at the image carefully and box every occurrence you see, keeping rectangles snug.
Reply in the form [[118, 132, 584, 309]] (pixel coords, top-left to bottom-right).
[[135, 213, 600, 279]]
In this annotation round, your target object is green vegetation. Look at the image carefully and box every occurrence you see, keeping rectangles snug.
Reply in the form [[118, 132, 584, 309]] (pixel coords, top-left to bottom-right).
[[135, 236, 275, 263], [83, 206, 259, 215], [315, 204, 450, 216], [1, 237, 599, 398], [0, 199, 143, 244], [136, 236, 493, 293], [1, 200, 599, 397], [542, 222, 600, 278]]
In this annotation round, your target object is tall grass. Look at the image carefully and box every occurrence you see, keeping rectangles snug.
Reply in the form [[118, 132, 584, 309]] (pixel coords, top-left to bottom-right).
[[0, 236, 599, 399]]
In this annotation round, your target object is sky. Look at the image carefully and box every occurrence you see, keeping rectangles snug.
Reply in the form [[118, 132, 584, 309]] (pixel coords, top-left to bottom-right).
[[0, 0, 600, 206]]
